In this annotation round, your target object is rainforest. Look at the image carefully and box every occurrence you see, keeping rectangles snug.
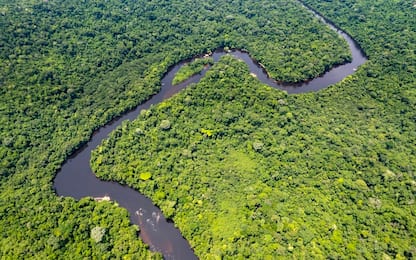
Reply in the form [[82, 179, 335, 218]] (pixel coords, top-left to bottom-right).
[[1, 0, 415, 259]]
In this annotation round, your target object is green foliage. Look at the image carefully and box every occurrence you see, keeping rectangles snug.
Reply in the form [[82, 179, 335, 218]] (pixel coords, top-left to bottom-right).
[[92, 48, 415, 258], [91, 226, 106, 243], [172, 57, 214, 85], [1, 0, 415, 258], [1, 0, 349, 257], [159, 120, 171, 130], [200, 128, 214, 137], [139, 172, 152, 181]]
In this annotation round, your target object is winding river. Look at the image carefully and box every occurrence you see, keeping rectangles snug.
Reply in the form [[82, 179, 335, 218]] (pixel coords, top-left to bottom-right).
[[53, 4, 367, 260]]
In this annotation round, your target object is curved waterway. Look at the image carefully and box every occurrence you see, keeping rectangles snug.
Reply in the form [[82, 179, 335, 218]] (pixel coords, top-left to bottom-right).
[[53, 4, 367, 259]]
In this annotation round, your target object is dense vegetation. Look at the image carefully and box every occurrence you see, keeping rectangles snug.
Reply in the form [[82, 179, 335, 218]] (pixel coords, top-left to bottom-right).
[[2, 0, 415, 258], [92, 55, 415, 258], [92, 0, 415, 259], [0, 0, 352, 258], [172, 57, 214, 85]]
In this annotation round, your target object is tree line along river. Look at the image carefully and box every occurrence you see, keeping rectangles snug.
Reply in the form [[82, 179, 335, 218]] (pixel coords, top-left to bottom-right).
[[53, 3, 367, 259]]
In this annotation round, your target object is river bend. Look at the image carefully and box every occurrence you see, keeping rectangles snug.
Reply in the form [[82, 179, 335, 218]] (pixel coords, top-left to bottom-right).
[[53, 4, 367, 260]]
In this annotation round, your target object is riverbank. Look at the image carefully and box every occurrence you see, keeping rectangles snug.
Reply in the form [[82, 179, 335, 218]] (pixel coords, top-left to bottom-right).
[[54, 5, 366, 258]]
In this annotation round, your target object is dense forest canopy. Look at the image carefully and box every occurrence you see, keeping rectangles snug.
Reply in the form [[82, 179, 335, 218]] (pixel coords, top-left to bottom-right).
[[172, 57, 214, 85], [1, 0, 415, 258], [92, 54, 415, 258]]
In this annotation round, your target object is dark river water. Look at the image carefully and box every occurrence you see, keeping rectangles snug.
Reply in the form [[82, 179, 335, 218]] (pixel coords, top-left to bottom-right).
[[53, 4, 367, 259]]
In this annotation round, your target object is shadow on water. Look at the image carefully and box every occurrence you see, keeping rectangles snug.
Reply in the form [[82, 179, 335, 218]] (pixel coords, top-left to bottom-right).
[[53, 3, 367, 259]]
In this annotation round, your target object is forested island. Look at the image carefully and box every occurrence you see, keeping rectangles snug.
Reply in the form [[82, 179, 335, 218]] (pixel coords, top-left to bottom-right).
[[1, 0, 415, 259]]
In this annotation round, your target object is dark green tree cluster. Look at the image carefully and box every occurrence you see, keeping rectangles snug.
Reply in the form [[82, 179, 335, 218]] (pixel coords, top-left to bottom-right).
[[92, 55, 415, 258], [0, 193, 160, 258], [91, 0, 415, 257], [172, 57, 214, 85], [2, 0, 415, 258], [0, 0, 352, 257]]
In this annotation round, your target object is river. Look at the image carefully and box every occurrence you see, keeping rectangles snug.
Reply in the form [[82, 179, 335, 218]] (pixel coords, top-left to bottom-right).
[[53, 4, 367, 259]]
